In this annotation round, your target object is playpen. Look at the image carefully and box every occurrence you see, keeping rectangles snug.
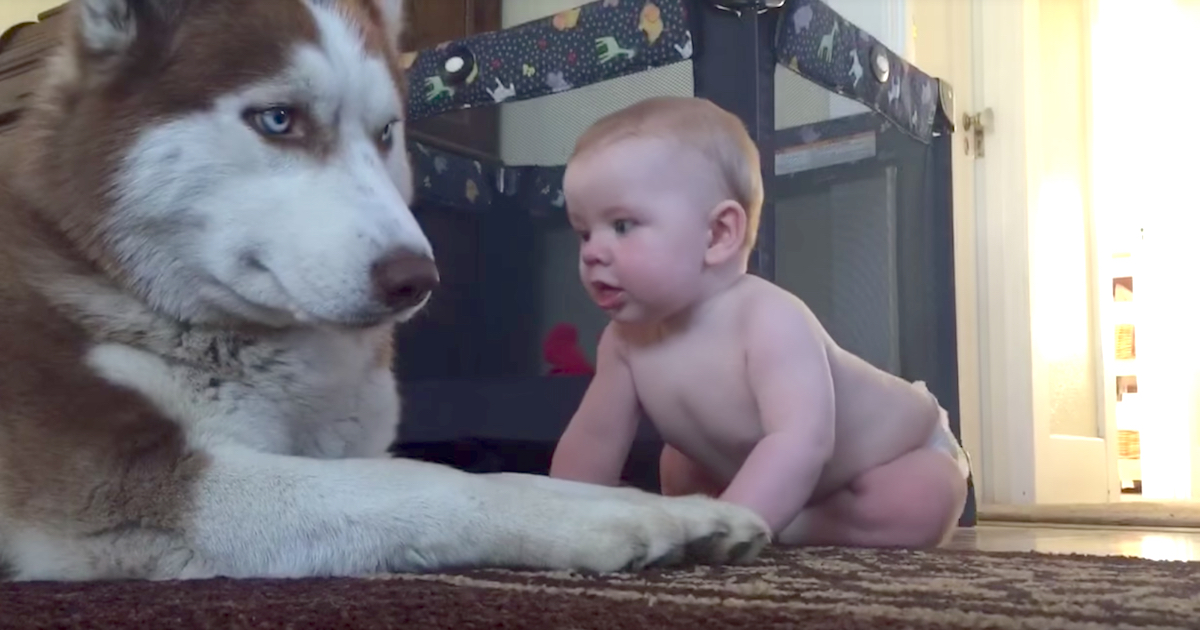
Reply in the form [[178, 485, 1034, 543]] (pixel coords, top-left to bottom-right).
[[384, 0, 973, 525]]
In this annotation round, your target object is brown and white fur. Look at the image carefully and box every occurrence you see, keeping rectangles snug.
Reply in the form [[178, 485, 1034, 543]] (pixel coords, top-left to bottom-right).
[[0, 0, 770, 581]]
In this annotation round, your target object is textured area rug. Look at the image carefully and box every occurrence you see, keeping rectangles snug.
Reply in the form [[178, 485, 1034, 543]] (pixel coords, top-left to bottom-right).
[[2, 547, 1196, 629], [980, 501, 1200, 528]]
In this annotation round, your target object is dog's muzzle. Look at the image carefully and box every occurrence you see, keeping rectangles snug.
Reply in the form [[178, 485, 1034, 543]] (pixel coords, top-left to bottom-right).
[[370, 249, 440, 313]]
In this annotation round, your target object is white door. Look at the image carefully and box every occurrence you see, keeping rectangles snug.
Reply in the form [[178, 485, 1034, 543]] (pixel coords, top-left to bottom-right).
[[909, 0, 1119, 506]]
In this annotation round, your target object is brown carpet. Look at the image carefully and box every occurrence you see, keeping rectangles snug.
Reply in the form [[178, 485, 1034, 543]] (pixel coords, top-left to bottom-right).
[[2, 547, 1196, 629], [980, 501, 1200, 528]]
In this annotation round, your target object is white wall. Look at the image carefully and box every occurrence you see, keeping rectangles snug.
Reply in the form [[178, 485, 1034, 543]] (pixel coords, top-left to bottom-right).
[[0, 0, 61, 31]]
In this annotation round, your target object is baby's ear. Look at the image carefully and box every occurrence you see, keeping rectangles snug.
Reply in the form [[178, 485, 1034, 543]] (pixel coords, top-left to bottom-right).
[[704, 200, 749, 267]]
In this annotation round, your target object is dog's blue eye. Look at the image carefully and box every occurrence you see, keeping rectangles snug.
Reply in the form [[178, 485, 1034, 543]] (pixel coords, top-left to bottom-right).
[[380, 120, 399, 148], [253, 107, 294, 136]]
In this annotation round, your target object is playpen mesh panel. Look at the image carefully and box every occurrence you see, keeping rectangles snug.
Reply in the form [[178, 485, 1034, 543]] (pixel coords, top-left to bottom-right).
[[775, 1, 938, 143], [499, 62, 693, 166], [399, 0, 695, 382], [774, 162, 900, 375], [767, 0, 941, 379], [512, 57, 693, 370], [496, 2, 691, 373], [392, 1, 961, 493], [773, 0, 869, 131], [775, 65, 866, 130], [398, 0, 936, 384]]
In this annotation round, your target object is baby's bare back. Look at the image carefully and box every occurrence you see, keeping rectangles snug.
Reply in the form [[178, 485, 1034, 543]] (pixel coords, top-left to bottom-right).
[[623, 276, 943, 502]]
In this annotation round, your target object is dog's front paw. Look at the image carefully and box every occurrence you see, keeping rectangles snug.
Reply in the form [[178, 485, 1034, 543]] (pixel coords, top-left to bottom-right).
[[657, 494, 772, 565], [563, 496, 770, 573]]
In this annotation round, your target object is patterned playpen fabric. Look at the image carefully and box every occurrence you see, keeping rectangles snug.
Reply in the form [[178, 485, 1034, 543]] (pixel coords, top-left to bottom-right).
[[775, 0, 940, 144], [405, 0, 948, 215], [408, 141, 567, 216], [404, 0, 694, 123]]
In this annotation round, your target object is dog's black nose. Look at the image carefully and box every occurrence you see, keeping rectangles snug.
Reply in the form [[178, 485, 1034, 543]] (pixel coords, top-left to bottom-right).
[[370, 249, 439, 311]]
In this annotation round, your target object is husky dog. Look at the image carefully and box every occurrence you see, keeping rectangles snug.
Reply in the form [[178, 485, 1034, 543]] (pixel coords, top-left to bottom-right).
[[0, 0, 770, 581]]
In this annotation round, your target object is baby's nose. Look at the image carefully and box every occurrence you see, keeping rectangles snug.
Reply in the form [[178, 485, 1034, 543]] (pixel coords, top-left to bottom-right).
[[580, 242, 609, 266]]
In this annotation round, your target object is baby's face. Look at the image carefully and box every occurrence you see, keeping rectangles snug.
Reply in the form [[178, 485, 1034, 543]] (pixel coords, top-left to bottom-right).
[[564, 136, 718, 324]]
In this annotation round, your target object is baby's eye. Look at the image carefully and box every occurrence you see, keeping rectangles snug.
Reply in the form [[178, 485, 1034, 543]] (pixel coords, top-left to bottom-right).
[[613, 219, 633, 235], [575, 229, 590, 242]]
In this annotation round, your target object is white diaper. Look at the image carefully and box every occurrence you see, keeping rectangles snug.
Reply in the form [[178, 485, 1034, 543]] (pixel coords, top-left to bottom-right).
[[912, 380, 972, 481]]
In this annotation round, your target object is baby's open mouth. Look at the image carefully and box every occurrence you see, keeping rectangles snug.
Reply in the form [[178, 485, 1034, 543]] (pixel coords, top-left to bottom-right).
[[590, 281, 625, 309]]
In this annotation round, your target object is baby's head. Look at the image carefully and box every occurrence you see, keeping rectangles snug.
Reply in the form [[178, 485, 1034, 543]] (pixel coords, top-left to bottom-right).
[[564, 96, 763, 325]]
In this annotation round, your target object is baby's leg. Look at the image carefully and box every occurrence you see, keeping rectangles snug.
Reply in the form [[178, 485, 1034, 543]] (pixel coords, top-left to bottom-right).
[[659, 445, 726, 497], [778, 382, 970, 548], [777, 445, 968, 548]]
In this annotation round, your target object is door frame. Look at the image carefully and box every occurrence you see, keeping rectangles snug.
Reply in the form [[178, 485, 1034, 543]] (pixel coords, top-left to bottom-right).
[[915, 0, 1119, 506]]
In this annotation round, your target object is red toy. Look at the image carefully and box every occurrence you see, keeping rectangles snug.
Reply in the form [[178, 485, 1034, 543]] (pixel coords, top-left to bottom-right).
[[542, 322, 595, 376]]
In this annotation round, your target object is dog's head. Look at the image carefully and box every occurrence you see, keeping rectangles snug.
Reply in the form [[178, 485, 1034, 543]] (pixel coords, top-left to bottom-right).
[[22, 0, 435, 329]]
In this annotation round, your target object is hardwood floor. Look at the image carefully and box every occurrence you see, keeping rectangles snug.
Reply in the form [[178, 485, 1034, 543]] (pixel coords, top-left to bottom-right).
[[947, 523, 1200, 561]]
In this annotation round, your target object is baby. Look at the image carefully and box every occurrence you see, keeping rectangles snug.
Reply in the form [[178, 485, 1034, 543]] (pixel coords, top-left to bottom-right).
[[548, 96, 971, 548]]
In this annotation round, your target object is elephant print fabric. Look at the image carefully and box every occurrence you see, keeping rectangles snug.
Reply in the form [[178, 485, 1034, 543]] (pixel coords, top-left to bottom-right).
[[403, 0, 695, 123], [776, 0, 940, 143]]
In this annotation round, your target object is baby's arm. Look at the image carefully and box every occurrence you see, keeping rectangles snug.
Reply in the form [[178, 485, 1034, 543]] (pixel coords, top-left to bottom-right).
[[549, 324, 642, 486], [719, 301, 836, 535]]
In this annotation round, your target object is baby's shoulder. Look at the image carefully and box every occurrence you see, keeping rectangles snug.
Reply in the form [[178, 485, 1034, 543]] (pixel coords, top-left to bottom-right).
[[728, 278, 834, 365], [734, 276, 824, 332]]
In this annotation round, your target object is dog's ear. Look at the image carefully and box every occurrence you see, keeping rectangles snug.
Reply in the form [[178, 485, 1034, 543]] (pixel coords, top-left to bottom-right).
[[372, 0, 405, 52], [73, 0, 183, 59]]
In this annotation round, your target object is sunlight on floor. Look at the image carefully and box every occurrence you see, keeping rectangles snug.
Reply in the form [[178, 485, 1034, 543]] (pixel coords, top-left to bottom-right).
[[950, 524, 1200, 562], [1120, 534, 1199, 562]]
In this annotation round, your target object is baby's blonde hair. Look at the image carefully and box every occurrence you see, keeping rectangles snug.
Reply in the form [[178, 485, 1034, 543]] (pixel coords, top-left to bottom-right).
[[570, 96, 764, 256]]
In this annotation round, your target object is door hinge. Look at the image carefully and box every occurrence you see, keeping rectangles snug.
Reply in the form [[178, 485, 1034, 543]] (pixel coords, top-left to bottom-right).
[[961, 108, 993, 158]]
